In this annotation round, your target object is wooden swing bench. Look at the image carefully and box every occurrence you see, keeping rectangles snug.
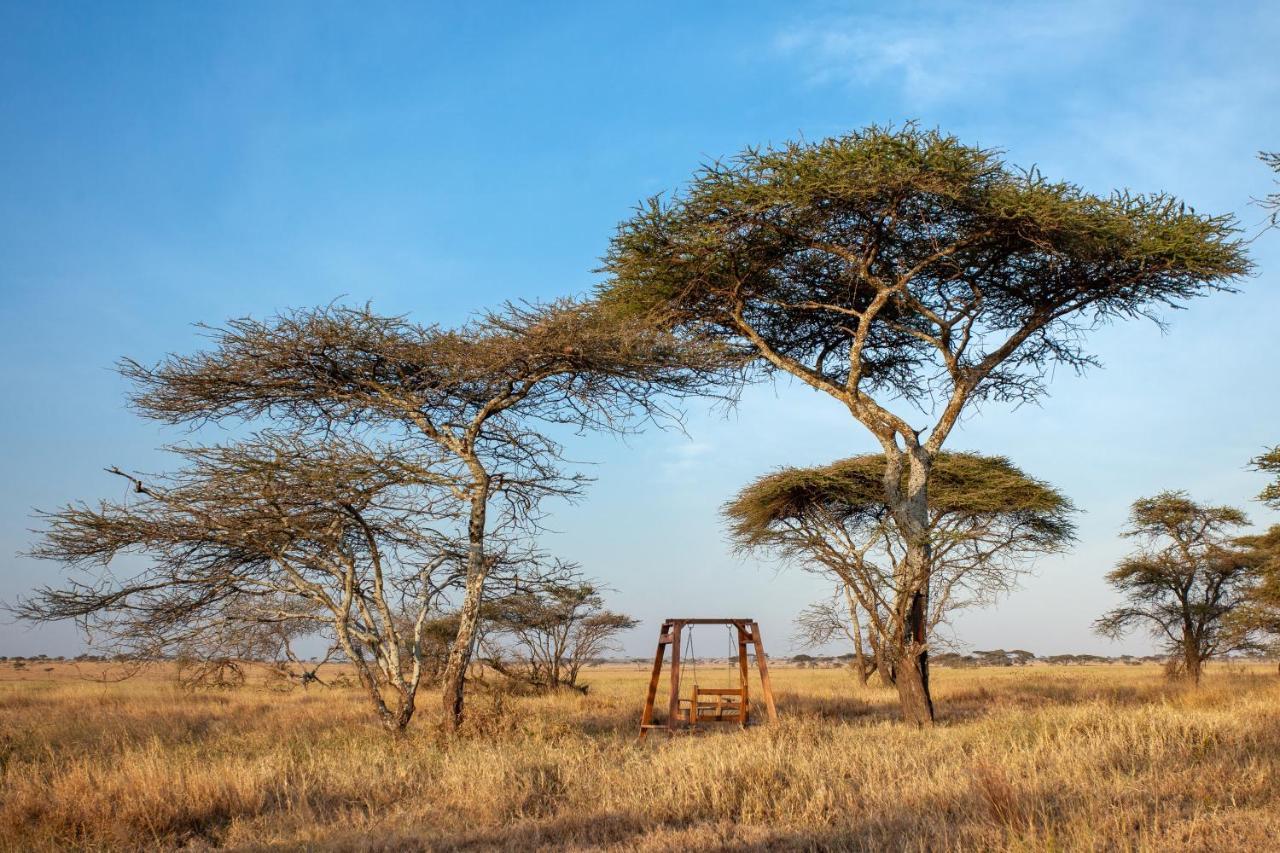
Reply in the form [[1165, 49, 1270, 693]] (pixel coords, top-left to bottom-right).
[[638, 618, 778, 737], [678, 686, 747, 724]]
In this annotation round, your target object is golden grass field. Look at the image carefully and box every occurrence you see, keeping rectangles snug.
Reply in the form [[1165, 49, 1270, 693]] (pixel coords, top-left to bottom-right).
[[1, 660, 1278, 851]]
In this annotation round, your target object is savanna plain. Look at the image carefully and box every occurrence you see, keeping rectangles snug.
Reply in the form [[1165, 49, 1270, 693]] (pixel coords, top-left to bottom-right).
[[2, 661, 1278, 852]]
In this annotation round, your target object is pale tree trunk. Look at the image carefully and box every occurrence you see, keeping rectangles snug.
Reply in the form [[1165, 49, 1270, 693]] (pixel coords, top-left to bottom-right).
[[868, 625, 895, 686], [845, 585, 869, 686], [888, 446, 935, 727], [440, 481, 490, 730]]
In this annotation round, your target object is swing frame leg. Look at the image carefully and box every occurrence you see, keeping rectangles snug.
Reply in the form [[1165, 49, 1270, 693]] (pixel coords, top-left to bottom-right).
[[666, 621, 684, 733]]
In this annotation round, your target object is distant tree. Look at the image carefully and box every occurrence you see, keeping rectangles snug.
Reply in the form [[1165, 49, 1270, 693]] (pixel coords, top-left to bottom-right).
[[600, 124, 1247, 724], [1231, 525, 1280, 670], [1007, 649, 1036, 666], [932, 652, 978, 668], [1251, 447, 1280, 510], [726, 451, 1075, 713], [481, 577, 637, 693], [973, 649, 1012, 667], [83, 299, 724, 730], [1230, 450, 1280, 670], [1095, 492, 1258, 685]]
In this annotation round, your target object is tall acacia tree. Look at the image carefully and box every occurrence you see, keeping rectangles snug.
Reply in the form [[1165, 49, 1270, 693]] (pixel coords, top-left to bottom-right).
[[114, 299, 728, 728], [726, 452, 1075, 714], [601, 125, 1249, 724], [1094, 492, 1256, 685]]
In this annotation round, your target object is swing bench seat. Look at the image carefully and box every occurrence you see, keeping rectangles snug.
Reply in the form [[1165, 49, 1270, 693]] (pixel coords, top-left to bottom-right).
[[678, 686, 748, 724]]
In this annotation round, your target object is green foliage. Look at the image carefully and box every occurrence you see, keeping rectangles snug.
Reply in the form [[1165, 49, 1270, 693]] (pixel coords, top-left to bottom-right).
[[599, 124, 1250, 408], [1123, 490, 1249, 541], [1251, 446, 1280, 509], [723, 451, 1075, 551], [1233, 524, 1280, 638]]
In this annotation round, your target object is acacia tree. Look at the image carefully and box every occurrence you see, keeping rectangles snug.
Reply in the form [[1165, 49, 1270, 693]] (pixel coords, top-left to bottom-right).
[[1094, 492, 1257, 685], [1252, 447, 1280, 509], [480, 579, 637, 693], [19, 435, 465, 731], [113, 299, 726, 728], [1232, 449, 1280, 665], [726, 451, 1074, 714], [600, 125, 1248, 724], [1233, 526, 1280, 667]]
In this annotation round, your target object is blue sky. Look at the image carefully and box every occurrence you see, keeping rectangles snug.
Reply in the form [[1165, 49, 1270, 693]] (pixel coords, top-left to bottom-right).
[[2, 0, 1277, 658]]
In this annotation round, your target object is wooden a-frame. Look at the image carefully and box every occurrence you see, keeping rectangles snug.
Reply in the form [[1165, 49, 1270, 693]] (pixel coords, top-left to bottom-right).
[[638, 618, 778, 737]]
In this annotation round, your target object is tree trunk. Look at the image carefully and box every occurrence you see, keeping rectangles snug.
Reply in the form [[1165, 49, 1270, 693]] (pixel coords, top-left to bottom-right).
[[869, 629, 895, 686], [845, 586, 869, 687], [1183, 635, 1202, 687], [440, 485, 490, 730], [895, 590, 934, 726], [887, 446, 935, 726]]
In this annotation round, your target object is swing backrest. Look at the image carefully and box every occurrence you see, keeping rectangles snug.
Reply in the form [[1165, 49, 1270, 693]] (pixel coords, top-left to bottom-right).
[[690, 685, 747, 723]]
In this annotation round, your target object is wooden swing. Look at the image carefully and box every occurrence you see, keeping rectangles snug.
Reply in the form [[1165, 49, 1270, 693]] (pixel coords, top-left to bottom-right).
[[638, 618, 778, 737]]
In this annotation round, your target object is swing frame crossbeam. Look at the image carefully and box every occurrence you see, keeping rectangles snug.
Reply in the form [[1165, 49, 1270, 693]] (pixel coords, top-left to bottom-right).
[[638, 618, 778, 737]]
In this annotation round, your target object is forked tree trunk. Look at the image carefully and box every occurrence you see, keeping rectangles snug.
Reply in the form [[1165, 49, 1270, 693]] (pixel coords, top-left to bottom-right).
[[440, 483, 490, 730]]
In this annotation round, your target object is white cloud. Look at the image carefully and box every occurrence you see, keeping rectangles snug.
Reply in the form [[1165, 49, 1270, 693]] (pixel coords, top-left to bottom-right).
[[775, 0, 1138, 104]]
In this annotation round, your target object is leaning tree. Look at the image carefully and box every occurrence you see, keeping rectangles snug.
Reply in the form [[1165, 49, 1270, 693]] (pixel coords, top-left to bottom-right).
[[19, 434, 466, 731], [600, 125, 1249, 724], [725, 452, 1075, 713], [113, 299, 728, 728], [1094, 491, 1258, 685]]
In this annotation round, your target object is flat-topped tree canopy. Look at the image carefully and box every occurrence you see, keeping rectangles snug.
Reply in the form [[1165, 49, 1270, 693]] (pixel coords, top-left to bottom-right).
[[121, 297, 734, 445], [599, 124, 1250, 424], [724, 452, 1076, 553]]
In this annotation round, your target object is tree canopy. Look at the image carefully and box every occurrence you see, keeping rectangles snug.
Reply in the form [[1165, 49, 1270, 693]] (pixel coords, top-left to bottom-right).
[[601, 125, 1249, 427], [1095, 491, 1255, 684], [724, 451, 1075, 553]]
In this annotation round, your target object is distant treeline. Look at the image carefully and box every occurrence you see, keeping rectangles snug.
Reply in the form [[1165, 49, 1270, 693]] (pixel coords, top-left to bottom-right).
[[615, 650, 1276, 669]]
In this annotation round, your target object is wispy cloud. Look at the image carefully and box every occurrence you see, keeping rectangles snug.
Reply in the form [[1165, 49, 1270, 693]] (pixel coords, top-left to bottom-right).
[[775, 0, 1137, 104], [659, 439, 714, 481]]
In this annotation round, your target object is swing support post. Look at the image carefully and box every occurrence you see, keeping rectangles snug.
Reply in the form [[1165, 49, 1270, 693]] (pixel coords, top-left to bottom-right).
[[638, 617, 778, 738]]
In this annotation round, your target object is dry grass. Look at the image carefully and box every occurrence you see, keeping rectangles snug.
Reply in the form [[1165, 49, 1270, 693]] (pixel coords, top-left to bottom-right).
[[1, 660, 1278, 851]]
